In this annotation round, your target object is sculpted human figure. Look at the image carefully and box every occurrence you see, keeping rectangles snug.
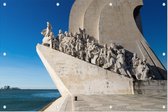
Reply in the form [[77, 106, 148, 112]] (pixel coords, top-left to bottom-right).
[[41, 22, 54, 47], [96, 44, 107, 67], [75, 38, 84, 60], [103, 44, 108, 56], [103, 47, 116, 69], [115, 49, 132, 78], [115, 50, 124, 73], [68, 38, 76, 56], [59, 35, 70, 53], [135, 58, 150, 80], [41, 22, 52, 37], [69, 32, 73, 37], [141, 58, 150, 80], [132, 53, 139, 69], [106, 47, 112, 62], [52, 38, 59, 50], [85, 40, 96, 62], [49, 32, 55, 48], [91, 45, 100, 64], [135, 59, 144, 80], [58, 29, 64, 42], [46, 22, 52, 37], [96, 49, 105, 67], [79, 28, 87, 39], [76, 35, 81, 41], [64, 31, 69, 37], [59, 41, 64, 52], [73, 32, 78, 38], [86, 39, 91, 48], [110, 43, 118, 54], [75, 38, 80, 51]]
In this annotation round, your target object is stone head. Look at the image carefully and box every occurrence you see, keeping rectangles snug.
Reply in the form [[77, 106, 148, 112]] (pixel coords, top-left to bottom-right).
[[143, 58, 147, 63], [74, 32, 78, 37], [104, 44, 107, 49], [91, 40, 94, 45], [47, 22, 50, 27], [71, 32, 74, 36], [133, 53, 137, 58], [64, 31, 68, 36], [100, 49, 103, 53], [121, 49, 125, 54], [117, 50, 122, 54], [76, 35, 80, 39], [110, 43, 116, 48], [139, 59, 143, 64], [59, 29, 62, 34]]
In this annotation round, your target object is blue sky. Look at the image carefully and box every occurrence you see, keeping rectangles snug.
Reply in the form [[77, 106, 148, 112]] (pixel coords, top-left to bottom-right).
[[0, 0, 167, 89]]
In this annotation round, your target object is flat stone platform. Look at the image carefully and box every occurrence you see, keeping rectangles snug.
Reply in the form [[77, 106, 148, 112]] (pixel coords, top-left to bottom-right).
[[43, 94, 167, 112], [73, 94, 167, 111]]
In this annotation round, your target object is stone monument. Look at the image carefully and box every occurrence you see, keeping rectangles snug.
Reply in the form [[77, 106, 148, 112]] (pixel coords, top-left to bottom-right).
[[36, 0, 167, 111], [69, 0, 166, 80]]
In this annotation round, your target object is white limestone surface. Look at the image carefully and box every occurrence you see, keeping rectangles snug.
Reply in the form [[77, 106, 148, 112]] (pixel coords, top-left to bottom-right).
[[36, 44, 133, 95]]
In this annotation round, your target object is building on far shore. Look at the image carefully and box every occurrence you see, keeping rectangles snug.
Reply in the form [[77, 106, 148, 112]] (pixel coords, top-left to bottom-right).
[[0, 86, 21, 90]]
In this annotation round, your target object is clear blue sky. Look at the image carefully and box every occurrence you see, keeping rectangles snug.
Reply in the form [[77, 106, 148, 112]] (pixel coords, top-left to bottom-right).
[[0, 0, 167, 89]]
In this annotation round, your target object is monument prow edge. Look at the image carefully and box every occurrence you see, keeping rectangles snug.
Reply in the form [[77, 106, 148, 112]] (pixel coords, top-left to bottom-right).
[[36, 43, 134, 96]]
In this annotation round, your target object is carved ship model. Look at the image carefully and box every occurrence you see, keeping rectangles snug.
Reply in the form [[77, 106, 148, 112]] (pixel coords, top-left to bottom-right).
[[36, 0, 167, 111]]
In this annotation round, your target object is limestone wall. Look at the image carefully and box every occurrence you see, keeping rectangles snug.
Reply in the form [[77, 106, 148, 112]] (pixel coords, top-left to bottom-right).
[[133, 80, 167, 95], [37, 44, 134, 95], [69, 0, 93, 34], [84, 0, 110, 40]]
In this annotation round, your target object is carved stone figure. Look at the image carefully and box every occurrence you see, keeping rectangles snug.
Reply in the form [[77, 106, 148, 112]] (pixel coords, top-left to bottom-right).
[[41, 22, 52, 37], [110, 43, 118, 54], [103, 47, 115, 69], [141, 58, 150, 80], [59, 36, 70, 53], [115, 49, 131, 77], [49, 32, 55, 48], [96, 49, 105, 67], [135, 58, 150, 80], [69, 37, 76, 56], [85, 40, 95, 62], [75, 38, 84, 60], [58, 29, 64, 42], [91, 45, 100, 64], [79, 28, 87, 40], [103, 44, 108, 56], [64, 31, 69, 37], [135, 60, 144, 80], [132, 53, 139, 69], [52, 38, 59, 50], [41, 22, 54, 47], [115, 50, 124, 70], [69, 32, 73, 37]]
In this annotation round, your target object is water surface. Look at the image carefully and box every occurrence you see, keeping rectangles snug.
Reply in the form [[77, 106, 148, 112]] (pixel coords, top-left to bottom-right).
[[0, 89, 60, 111]]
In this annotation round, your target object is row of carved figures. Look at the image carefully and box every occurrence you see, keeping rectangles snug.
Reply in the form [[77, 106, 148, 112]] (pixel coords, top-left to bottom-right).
[[41, 22, 154, 80]]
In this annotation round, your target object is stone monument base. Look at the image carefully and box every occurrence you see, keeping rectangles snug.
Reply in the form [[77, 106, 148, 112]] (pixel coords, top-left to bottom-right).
[[36, 44, 167, 112], [42, 94, 166, 112]]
